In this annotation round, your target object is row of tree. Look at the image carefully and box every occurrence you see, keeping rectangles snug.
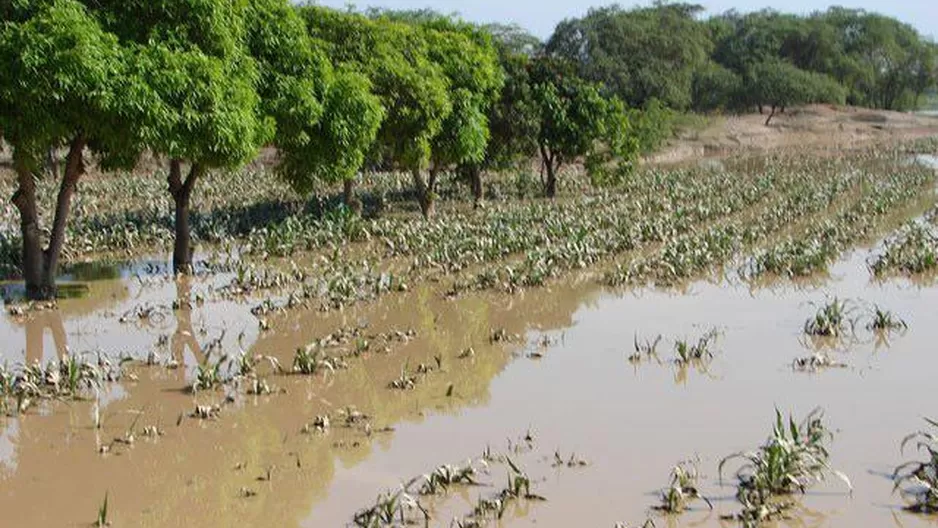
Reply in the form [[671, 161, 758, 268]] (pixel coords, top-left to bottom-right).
[[548, 3, 938, 116], [2, 1, 934, 300], [0, 1, 644, 299]]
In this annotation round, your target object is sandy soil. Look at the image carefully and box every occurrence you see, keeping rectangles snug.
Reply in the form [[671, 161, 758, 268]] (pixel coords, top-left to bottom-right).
[[648, 104, 938, 165]]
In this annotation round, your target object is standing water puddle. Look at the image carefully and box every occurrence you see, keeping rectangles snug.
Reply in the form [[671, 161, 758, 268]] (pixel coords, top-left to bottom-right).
[[1, 246, 937, 527]]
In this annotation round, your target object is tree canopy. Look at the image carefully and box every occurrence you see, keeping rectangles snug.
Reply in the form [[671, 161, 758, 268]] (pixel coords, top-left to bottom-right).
[[0, 0, 158, 297]]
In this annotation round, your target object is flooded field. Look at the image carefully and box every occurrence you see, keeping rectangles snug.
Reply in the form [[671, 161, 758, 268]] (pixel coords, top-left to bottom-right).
[[1, 248, 938, 527], [1, 146, 938, 527]]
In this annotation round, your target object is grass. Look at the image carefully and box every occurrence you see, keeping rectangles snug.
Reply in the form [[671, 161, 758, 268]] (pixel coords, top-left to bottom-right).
[[893, 418, 938, 513]]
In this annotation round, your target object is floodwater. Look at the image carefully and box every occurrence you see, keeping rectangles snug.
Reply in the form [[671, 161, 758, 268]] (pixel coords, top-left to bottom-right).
[[1, 245, 938, 527]]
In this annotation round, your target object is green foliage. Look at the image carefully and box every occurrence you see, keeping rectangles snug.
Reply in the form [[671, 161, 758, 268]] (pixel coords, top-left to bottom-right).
[[280, 66, 384, 193], [246, 0, 381, 192], [547, 3, 712, 110], [530, 57, 638, 194], [420, 20, 504, 170], [302, 7, 451, 172], [691, 62, 743, 112], [747, 59, 846, 122], [711, 8, 937, 112], [479, 37, 540, 171], [626, 100, 675, 155], [720, 409, 851, 523], [0, 0, 154, 169]]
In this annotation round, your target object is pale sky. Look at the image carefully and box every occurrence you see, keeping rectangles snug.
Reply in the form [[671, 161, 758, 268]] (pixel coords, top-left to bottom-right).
[[318, 0, 936, 39]]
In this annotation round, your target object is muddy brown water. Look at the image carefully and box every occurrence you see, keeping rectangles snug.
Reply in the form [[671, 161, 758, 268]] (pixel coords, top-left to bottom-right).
[[1, 245, 938, 527]]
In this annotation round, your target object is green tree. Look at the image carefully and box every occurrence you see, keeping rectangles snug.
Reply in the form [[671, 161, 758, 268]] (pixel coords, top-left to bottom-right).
[[547, 3, 712, 110], [691, 62, 743, 111], [302, 7, 452, 217], [246, 0, 383, 211], [90, 0, 271, 274], [747, 60, 846, 125], [460, 32, 541, 206], [0, 0, 156, 299], [529, 58, 635, 197], [416, 17, 504, 217]]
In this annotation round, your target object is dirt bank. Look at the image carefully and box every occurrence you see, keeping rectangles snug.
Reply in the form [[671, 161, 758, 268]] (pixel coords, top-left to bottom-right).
[[649, 104, 938, 165]]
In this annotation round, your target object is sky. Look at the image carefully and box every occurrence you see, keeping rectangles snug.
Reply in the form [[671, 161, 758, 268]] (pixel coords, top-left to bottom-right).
[[317, 0, 936, 39]]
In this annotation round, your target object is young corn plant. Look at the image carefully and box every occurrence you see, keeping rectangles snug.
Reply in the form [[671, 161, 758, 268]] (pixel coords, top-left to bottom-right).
[[352, 484, 427, 528], [418, 461, 478, 495], [674, 329, 719, 364], [803, 298, 856, 338], [95, 491, 109, 527], [190, 355, 228, 393], [630, 334, 662, 363], [653, 459, 713, 513], [292, 347, 335, 375], [866, 305, 908, 333], [893, 418, 938, 513], [720, 409, 851, 524]]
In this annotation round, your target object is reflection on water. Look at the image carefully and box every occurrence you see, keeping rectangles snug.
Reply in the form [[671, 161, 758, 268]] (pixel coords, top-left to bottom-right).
[[0, 419, 18, 476], [172, 278, 207, 370], [23, 310, 68, 365], [1, 247, 938, 526], [917, 154, 938, 169]]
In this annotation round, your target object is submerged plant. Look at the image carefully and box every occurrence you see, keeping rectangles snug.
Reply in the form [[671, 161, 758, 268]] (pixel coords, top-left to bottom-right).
[[869, 222, 938, 277], [893, 418, 938, 513], [190, 355, 227, 393], [418, 461, 477, 495], [792, 353, 847, 372], [631, 334, 662, 362], [292, 347, 335, 375], [803, 298, 855, 338], [95, 491, 109, 527], [654, 459, 712, 513], [866, 305, 908, 333], [352, 483, 427, 528], [720, 409, 851, 524], [674, 328, 719, 364]]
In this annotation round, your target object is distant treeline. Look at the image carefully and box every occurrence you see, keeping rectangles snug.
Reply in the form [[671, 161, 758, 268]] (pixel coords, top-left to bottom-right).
[[544, 4, 936, 116]]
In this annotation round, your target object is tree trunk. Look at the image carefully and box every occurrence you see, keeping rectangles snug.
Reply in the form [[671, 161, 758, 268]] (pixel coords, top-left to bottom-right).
[[462, 164, 483, 208], [12, 154, 44, 300], [343, 178, 362, 216], [539, 144, 559, 198], [41, 135, 86, 295], [168, 160, 202, 275], [343, 178, 354, 206], [545, 162, 558, 198], [411, 167, 436, 219], [764, 106, 777, 126]]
